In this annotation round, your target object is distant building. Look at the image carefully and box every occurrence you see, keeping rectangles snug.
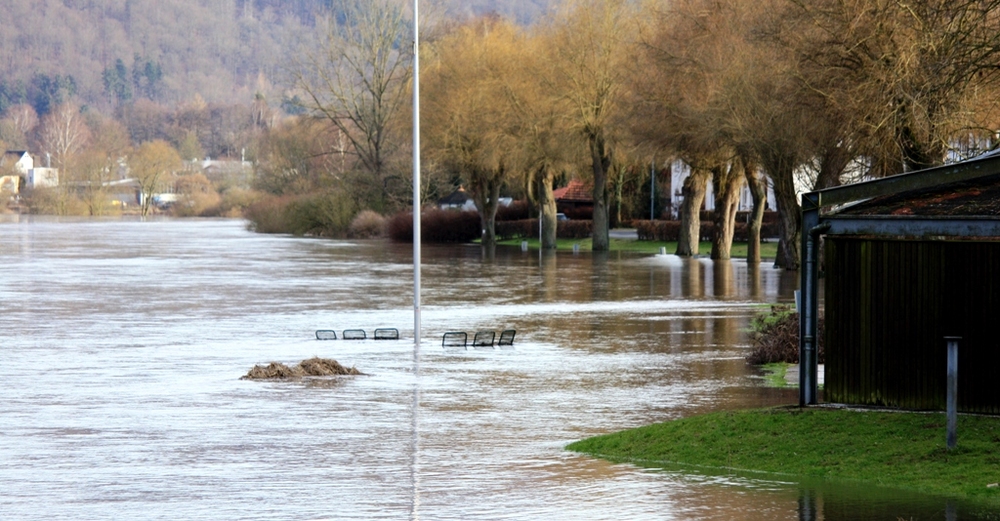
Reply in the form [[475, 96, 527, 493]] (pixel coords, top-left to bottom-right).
[[27, 167, 58, 188], [1, 151, 33, 194], [669, 159, 778, 219], [1, 150, 33, 174], [195, 158, 252, 188], [438, 187, 476, 211], [437, 186, 512, 212], [553, 179, 593, 219]]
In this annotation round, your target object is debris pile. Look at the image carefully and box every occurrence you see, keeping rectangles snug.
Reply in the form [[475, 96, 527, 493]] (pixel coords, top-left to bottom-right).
[[241, 357, 364, 380]]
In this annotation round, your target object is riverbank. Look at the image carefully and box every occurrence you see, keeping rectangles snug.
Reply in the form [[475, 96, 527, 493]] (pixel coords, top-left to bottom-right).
[[567, 407, 1000, 509], [497, 235, 780, 258]]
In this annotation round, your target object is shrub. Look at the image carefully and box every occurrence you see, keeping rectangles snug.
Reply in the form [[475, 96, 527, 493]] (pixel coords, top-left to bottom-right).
[[220, 187, 262, 217], [387, 208, 481, 243], [244, 190, 357, 237], [496, 219, 536, 240], [635, 219, 781, 242], [558, 219, 591, 239], [745, 306, 825, 365], [349, 210, 387, 238], [496, 200, 530, 221]]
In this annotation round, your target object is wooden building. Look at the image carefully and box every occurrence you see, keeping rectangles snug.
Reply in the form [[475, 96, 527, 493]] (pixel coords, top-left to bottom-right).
[[799, 150, 1000, 413]]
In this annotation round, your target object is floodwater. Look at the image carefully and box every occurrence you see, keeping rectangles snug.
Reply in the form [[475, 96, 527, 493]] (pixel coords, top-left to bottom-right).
[[0, 217, 985, 520]]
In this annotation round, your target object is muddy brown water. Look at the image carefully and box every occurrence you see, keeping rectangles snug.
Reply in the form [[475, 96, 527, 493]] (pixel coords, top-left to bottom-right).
[[0, 216, 983, 520]]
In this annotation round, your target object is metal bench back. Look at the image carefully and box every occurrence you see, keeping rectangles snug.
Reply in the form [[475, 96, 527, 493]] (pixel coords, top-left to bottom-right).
[[374, 328, 399, 340], [472, 330, 495, 347], [442, 331, 467, 347], [316, 330, 337, 340], [498, 329, 515, 346], [342, 329, 367, 340]]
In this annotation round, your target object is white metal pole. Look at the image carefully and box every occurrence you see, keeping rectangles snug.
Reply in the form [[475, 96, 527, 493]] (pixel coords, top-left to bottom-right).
[[412, 0, 422, 354], [410, 2, 422, 519]]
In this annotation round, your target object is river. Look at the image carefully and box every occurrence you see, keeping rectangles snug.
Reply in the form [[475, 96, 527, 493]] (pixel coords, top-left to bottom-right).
[[0, 216, 982, 520]]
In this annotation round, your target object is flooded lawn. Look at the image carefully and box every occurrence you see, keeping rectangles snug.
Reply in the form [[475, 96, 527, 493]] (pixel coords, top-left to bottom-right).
[[0, 216, 976, 519]]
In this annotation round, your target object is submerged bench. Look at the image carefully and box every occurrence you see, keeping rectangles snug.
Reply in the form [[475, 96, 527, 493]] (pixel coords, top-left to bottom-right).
[[316, 330, 337, 340], [498, 329, 515, 346], [472, 330, 495, 348], [374, 328, 399, 340], [342, 329, 367, 340], [442, 331, 468, 348]]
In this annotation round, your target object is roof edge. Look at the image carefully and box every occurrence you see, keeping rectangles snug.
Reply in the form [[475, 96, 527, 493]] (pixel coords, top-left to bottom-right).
[[806, 151, 1000, 209]]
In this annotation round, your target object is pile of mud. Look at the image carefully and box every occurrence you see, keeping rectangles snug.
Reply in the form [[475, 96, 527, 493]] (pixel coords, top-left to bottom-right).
[[241, 357, 364, 380]]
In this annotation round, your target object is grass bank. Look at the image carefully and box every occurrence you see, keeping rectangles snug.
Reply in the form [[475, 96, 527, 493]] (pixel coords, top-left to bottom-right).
[[567, 407, 1000, 507], [497, 237, 779, 258]]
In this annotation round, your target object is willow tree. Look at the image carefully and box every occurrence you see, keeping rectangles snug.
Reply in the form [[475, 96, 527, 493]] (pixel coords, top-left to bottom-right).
[[631, 0, 742, 258], [422, 18, 521, 248], [506, 24, 581, 250], [547, 0, 636, 251], [293, 0, 411, 209]]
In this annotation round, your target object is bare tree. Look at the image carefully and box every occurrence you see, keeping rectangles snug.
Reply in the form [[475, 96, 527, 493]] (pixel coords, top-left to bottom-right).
[[36, 103, 90, 171], [786, 0, 1000, 174], [294, 0, 411, 209]]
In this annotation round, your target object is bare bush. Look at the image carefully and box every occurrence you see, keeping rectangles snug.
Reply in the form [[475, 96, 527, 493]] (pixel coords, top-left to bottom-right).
[[348, 210, 387, 238]]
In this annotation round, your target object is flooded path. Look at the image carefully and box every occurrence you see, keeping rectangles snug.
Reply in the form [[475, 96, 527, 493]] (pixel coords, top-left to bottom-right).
[[0, 217, 975, 519]]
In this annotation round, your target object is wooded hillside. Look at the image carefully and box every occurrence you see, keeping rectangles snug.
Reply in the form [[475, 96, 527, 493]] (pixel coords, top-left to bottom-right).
[[0, 0, 551, 113]]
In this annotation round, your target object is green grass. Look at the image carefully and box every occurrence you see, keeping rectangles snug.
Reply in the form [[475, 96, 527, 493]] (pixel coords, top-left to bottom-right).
[[761, 363, 790, 388], [567, 407, 1000, 507], [497, 236, 779, 258]]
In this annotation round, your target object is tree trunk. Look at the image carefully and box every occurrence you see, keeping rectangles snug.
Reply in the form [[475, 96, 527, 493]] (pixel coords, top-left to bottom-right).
[[743, 159, 767, 266], [676, 169, 708, 256], [537, 166, 557, 249], [471, 170, 502, 249], [814, 142, 851, 190], [771, 164, 801, 270], [710, 163, 743, 260], [589, 133, 611, 251]]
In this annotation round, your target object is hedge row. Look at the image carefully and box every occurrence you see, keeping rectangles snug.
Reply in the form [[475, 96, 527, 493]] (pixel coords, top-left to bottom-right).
[[387, 209, 481, 243], [496, 219, 593, 240], [633, 219, 781, 242]]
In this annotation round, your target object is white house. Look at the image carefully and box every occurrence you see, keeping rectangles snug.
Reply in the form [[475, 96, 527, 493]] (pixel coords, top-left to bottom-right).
[[2, 150, 33, 174], [669, 159, 778, 219]]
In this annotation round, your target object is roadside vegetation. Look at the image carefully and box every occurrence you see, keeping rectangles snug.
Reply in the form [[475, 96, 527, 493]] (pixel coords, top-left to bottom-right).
[[567, 407, 1000, 510]]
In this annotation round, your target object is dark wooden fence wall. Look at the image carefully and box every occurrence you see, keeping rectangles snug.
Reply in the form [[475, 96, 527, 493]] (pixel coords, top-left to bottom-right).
[[825, 238, 1000, 414]]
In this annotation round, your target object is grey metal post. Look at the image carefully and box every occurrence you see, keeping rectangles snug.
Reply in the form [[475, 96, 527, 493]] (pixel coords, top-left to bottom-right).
[[945, 336, 960, 450], [650, 158, 655, 221], [799, 193, 824, 406]]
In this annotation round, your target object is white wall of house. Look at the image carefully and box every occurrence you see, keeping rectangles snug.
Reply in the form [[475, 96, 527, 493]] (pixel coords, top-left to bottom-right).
[[27, 168, 58, 188]]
